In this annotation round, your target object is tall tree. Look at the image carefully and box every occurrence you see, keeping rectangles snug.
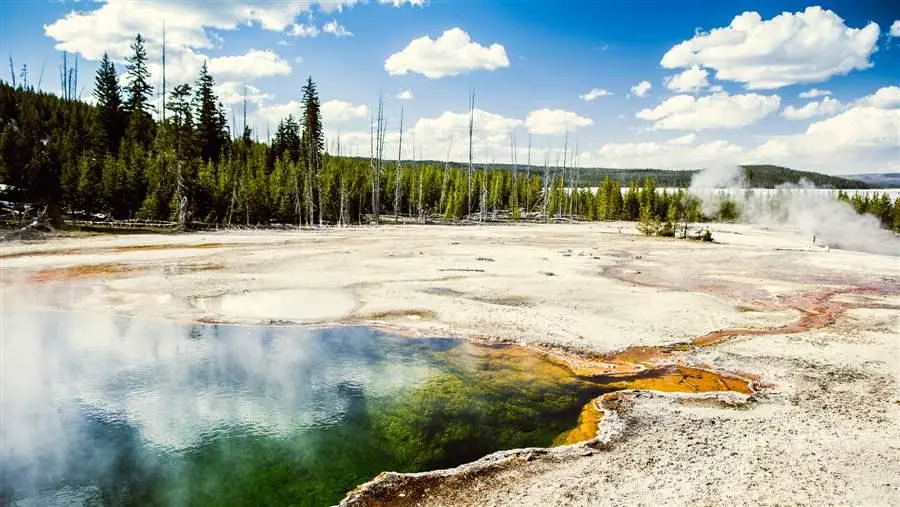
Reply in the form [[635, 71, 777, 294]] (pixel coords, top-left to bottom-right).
[[194, 62, 228, 162], [93, 53, 124, 154], [124, 34, 154, 146], [301, 76, 323, 224]]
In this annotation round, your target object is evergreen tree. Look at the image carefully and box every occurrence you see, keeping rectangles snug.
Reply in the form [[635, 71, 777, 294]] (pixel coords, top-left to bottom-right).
[[124, 34, 154, 146], [194, 62, 228, 162], [93, 53, 124, 154], [301, 76, 324, 222]]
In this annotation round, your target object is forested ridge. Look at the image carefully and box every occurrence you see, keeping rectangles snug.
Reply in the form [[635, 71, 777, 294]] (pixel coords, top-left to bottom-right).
[[0, 34, 896, 234]]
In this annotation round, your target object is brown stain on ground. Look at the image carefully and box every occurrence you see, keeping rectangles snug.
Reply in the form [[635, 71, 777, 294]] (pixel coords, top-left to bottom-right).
[[111, 242, 228, 252], [1, 242, 232, 261], [354, 309, 438, 321], [31, 263, 143, 283]]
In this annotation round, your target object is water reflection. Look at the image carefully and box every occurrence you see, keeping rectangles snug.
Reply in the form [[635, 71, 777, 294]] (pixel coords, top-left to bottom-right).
[[0, 310, 598, 506]]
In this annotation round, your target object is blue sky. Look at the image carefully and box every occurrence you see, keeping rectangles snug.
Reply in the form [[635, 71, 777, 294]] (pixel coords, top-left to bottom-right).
[[1, 0, 898, 173]]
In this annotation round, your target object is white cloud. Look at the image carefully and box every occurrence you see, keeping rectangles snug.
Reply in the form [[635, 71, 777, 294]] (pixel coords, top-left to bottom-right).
[[630, 80, 651, 98], [276, 39, 291, 46], [321, 100, 369, 122], [747, 105, 900, 173], [208, 49, 292, 80], [660, 7, 880, 90], [579, 139, 743, 169], [798, 88, 831, 99], [525, 108, 592, 135], [666, 133, 697, 145], [891, 20, 900, 37], [41, 0, 391, 87], [339, 108, 526, 162], [215, 82, 273, 106], [781, 96, 842, 120], [384, 27, 509, 78], [379, 0, 427, 6], [254, 100, 302, 125], [852, 85, 900, 109], [663, 65, 710, 93], [396, 89, 414, 100], [288, 23, 320, 37], [580, 88, 613, 101], [323, 19, 352, 37], [636, 92, 780, 130]]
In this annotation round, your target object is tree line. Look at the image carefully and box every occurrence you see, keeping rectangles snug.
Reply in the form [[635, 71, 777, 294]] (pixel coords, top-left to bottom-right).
[[1, 33, 898, 234]]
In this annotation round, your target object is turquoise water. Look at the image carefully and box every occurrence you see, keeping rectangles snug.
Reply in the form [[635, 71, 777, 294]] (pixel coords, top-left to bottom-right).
[[0, 311, 605, 506]]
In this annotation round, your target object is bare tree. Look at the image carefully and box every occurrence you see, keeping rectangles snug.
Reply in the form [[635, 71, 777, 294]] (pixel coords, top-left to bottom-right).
[[394, 107, 404, 222], [526, 134, 532, 214], [161, 23, 166, 122], [370, 96, 386, 224], [439, 136, 453, 213], [417, 146, 424, 222], [541, 150, 550, 221], [467, 90, 475, 219]]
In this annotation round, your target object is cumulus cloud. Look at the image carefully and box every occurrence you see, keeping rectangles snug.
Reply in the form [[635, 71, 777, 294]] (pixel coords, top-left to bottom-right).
[[384, 27, 509, 78], [578, 139, 743, 169], [288, 23, 320, 37], [333, 108, 529, 163], [666, 133, 697, 145], [396, 89, 414, 100], [630, 80, 651, 98], [663, 65, 710, 93], [323, 19, 353, 37], [636, 92, 780, 130], [215, 82, 273, 106], [580, 88, 613, 101], [747, 90, 900, 173], [254, 100, 302, 125], [852, 85, 900, 109], [208, 50, 292, 80], [781, 97, 842, 120], [798, 88, 831, 99], [379, 0, 427, 6], [660, 7, 880, 90], [525, 108, 593, 135], [891, 20, 900, 37], [41, 0, 389, 86], [321, 100, 369, 122]]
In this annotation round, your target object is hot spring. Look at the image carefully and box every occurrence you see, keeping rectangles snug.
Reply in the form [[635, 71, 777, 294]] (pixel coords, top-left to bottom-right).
[[0, 309, 748, 506], [1, 310, 619, 506]]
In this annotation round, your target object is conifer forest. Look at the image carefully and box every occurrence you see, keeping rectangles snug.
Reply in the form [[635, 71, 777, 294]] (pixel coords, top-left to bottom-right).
[[1, 34, 898, 234]]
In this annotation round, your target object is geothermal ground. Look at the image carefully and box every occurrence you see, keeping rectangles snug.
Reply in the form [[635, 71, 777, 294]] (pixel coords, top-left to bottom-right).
[[2, 222, 899, 505]]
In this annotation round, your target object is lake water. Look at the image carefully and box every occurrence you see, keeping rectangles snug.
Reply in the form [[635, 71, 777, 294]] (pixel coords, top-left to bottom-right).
[[0, 311, 608, 506]]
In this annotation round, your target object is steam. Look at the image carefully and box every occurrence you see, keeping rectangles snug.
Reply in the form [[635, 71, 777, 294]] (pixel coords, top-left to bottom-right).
[[0, 291, 432, 503], [689, 165, 899, 256]]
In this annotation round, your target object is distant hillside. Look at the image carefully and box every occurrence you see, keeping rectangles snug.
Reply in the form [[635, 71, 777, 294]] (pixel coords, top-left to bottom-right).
[[740, 165, 872, 189], [841, 173, 900, 187], [427, 162, 872, 189]]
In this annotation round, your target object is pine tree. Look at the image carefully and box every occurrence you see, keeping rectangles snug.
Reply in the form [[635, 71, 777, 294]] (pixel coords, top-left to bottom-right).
[[93, 53, 124, 154], [301, 76, 323, 224], [124, 34, 154, 146], [194, 63, 229, 163]]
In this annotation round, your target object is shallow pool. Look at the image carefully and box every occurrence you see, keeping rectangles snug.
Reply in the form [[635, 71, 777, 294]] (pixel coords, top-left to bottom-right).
[[1, 311, 609, 506]]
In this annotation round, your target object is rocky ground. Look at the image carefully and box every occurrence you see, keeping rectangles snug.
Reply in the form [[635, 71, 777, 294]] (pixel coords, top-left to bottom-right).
[[2, 222, 898, 505]]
